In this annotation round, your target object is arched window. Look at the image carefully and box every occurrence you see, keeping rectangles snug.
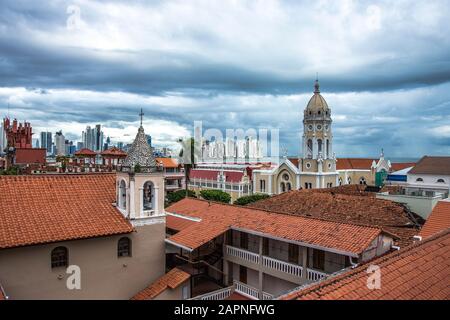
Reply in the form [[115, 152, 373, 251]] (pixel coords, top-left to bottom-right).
[[307, 139, 313, 158], [347, 177, 352, 184], [118, 237, 131, 257], [359, 177, 367, 185], [437, 179, 445, 183], [287, 182, 291, 191], [318, 139, 322, 154], [118, 180, 126, 210], [280, 182, 286, 193], [51, 246, 68, 268], [416, 178, 423, 182], [318, 111, 321, 115], [326, 140, 330, 158], [338, 178, 343, 186], [143, 181, 155, 211]]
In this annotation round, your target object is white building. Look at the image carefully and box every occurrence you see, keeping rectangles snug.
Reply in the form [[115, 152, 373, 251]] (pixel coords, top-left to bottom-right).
[[54, 131, 66, 156]]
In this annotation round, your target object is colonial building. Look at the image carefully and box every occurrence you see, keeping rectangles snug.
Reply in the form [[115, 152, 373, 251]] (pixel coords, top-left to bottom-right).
[[155, 157, 185, 196], [0, 121, 166, 299], [291, 80, 339, 189]]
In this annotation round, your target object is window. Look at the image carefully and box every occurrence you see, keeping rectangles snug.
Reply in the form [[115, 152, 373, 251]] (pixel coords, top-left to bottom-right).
[[287, 182, 292, 191], [304, 182, 312, 189], [283, 173, 289, 181], [347, 177, 352, 184], [118, 179, 127, 210], [288, 244, 299, 264], [280, 182, 286, 193], [260, 180, 266, 192], [338, 178, 343, 186], [240, 232, 248, 250], [143, 181, 154, 210], [118, 237, 131, 257], [312, 249, 325, 270], [416, 178, 423, 182], [51, 246, 68, 268], [437, 179, 445, 183], [239, 265, 247, 284], [318, 139, 322, 153], [305, 162, 311, 169], [359, 177, 366, 185], [262, 238, 269, 256]]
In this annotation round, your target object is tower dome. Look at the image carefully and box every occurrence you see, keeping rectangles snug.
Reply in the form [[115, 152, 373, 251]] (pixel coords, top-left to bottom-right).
[[306, 79, 329, 112]]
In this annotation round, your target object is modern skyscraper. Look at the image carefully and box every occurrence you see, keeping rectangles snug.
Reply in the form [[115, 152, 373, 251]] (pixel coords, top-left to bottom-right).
[[146, 134, 152, 148], [40, 131, 53, 154], [54, 131, 66, 156], [0, 121, 6, 153], [82, 124, 104, 151]]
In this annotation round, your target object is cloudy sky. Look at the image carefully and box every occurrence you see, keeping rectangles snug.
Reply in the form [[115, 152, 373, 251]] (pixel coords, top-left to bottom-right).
[[1, 0, 449, 158]]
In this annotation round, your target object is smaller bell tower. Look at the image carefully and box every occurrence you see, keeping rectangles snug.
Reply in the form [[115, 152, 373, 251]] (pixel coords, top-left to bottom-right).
[[116, 109, 165, 221]]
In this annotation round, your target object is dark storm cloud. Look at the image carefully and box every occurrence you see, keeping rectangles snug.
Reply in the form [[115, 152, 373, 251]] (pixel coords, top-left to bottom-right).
[[0, 0, 449, 156]]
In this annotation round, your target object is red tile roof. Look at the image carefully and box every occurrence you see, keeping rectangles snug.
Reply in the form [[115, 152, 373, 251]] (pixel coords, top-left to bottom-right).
[[131, 267, 190, 300], [408, 156, 450, 175], [74, 148, 97, 156], [190, 169, 244, 183], [390, 162, 415, 172], [166, 215, 197, 232], [336, 158, 376, 170], [0, 174, 133, 249], [281, 229, 450, 300], [419, 200, 450, 239], [166, 198, 383, 255], [156, 157, 179, 168], [101, 147, 127, 157]]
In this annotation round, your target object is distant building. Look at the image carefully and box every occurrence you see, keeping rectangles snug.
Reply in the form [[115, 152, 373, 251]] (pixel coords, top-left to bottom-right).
[[54, 131, 66, 156], [76, 141, 84, 151], [40, 132, 52, 154], [117, 142, 124, 150], [82, 124, 104, 152], [146, 134, 152, 148]]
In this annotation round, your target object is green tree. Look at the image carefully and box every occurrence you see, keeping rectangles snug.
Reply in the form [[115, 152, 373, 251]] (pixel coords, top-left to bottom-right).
[[199, 189, 231, 204], [178, 137, 199, 197], [166, 189, 197, 207], [234, 194, 270, 206]]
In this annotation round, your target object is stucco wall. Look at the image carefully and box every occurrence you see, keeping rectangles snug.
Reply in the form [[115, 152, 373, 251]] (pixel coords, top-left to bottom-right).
[[0, 223, 166, 300]]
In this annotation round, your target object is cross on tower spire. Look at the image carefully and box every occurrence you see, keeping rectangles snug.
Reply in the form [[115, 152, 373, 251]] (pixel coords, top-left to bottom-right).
[[139, 108, 144, 127]]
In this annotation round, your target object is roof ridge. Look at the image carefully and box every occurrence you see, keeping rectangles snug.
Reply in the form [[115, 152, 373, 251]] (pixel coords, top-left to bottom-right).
[[283, 228, 450, 299], [181, 197, 382, 231]]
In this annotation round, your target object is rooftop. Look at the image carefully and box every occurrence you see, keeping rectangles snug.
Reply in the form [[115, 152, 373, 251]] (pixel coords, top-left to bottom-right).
[[336, 158, 376, 170], [280, 229, 450, 300], [419, 200, 450, 239], [131, 267, 190, 300], [408, 156, 450, 175], [101, 146, 127, 157], [166, 198, 384, 256], [156, 157, 179, 169], [74, 148, 96, 156], [0, 174, 133, 249]]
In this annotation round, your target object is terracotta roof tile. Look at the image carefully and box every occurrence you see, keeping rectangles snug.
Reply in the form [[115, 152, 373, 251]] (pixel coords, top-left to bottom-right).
[[166, 215, 198, 232], [336, 158, 376, 170], [419, 200, 450, 239], [166, 198, 383, 255], [0, 174, 133, 249], [190, 169, 244, 183], [74, 148, 97, 156], [131, 267, 190, 300], [408, 156, 450, 175], [281, 229, 450, 300], [390, 162, 416, 171], [101, 147, 127, 156], [156, 157, 179, 168]]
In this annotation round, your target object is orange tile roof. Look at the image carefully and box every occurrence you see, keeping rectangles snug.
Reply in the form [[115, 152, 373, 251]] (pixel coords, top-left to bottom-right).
[[166, 215, 198, 232], [281, 229, 450, 300], [419, 201, 450, 239], [336, 158, 376, 170], [166, 198, 383, 255], [74, 148, 97, 156], [390, 162, 415, 172], [156, 157, 179, 168], [409, 156, 450, 175], [131, 267, 190, 300], [0, 174, 133, 249], [101, 147, 127, 157]]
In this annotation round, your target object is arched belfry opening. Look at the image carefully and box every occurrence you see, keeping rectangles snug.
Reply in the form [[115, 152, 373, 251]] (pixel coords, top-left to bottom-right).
[[143, 181, 155, 211], [118, 179, 127, 210]]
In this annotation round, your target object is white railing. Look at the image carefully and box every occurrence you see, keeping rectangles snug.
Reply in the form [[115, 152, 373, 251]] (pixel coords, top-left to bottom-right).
[[190, 286, 233, 300], [234, 281, 259, 300], [262, 292, 274, 300], [226, 245, 260, 264], [262, 256, 303, 277], [307, 268, 328, 282]]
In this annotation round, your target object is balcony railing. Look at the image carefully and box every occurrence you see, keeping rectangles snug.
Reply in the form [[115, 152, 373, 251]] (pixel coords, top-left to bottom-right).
[[262, 256, 303, 277], [226, 245, 259, 264], [234, 281, 273, 300], [190, 286, 232, 300], [307, 268, 328, 282], [225, 245, 329, 283]]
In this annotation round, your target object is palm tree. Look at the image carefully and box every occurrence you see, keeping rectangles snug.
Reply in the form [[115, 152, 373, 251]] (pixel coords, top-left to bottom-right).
[[178, 137, 198, 197]]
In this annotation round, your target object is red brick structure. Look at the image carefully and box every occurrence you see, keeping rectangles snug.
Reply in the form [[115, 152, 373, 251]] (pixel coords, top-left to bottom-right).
[[3, 118, 33, 149], [14, 148, 46, 165], [101, 147, 127, 168]]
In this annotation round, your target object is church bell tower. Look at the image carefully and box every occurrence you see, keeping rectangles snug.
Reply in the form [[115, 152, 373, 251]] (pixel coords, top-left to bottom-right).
[[116, 109, 165, 222]]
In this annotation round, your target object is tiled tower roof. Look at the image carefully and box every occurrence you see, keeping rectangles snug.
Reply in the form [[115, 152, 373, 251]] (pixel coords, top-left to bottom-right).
[[122, 126, 156, 168]]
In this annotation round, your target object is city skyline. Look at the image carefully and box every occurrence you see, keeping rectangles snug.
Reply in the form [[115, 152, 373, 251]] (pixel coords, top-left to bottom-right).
[[0, 1, 449, 157]]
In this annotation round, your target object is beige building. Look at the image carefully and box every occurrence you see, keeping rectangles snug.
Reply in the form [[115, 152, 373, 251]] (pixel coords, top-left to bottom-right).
[[0, 123, 167, 300]]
